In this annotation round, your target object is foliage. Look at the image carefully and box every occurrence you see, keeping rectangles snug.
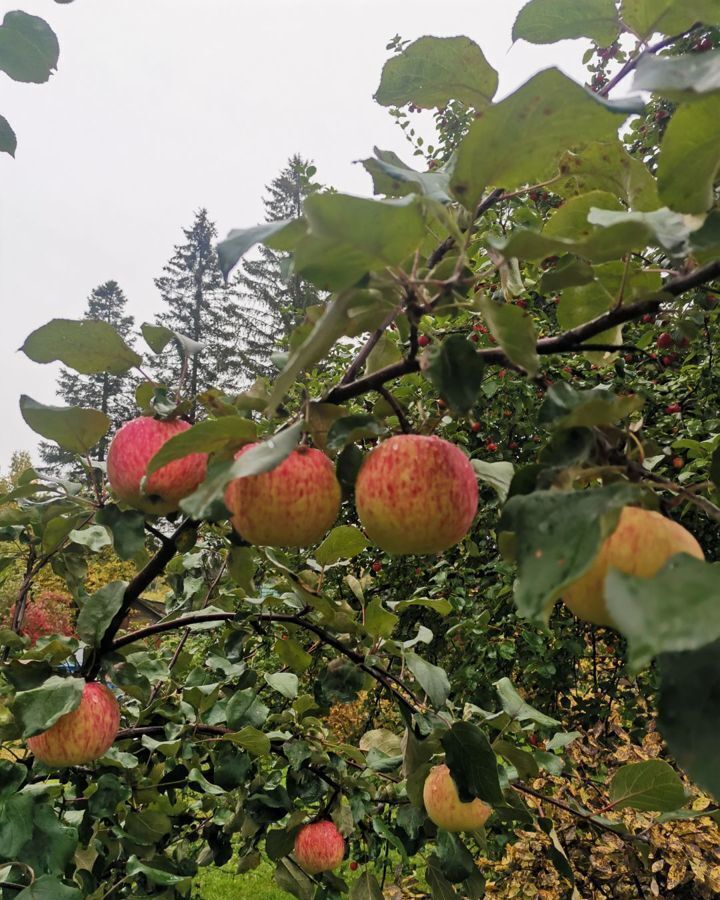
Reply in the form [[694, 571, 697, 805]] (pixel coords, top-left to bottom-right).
[[2, 3, 720, 899]]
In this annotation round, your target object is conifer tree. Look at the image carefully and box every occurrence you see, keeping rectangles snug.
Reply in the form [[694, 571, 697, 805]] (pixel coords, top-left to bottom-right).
[[39, 281, 136, 475]]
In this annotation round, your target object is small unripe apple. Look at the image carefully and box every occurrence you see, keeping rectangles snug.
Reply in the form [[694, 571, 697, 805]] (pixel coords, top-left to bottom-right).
[[355, 435, 478, 555], [423, 764, 491, 832], [28, 682, 120, 767], [107, 417, 207, 515], [293, 821, 345, 874], [562, 507, 704, 627], [225, 446, 340, 547]]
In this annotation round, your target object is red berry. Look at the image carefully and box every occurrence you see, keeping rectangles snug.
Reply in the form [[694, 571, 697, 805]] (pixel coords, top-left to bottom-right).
[[665, 403, 681, 414], [498, 369, 507, 378], [657, 332, 674, 349], [371, 561, 382, 573], [486, 441, 498, 452], [672, 456, 684, 470], [437, 398, 447, 409], [418, 334, 430, 347], [473, 323, 483, 332], [471, 422, 481, 433], [470, 333, 479, 343], [349, 861, 359, 872], [642, 313, 653, 324], [662, 355, 673, 366]]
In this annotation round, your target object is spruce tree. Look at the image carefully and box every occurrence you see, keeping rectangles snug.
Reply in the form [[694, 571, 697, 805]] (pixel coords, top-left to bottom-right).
[[154, 209, 248, 406], [39, 281, 136, 475], [233, 156, 326, 378]]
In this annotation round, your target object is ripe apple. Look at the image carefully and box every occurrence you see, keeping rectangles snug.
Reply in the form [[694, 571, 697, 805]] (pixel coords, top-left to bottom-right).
[[355, 435, 478, 555], [371, 560, 382, 573], [224, 446, 340, 547], [293, 821, 345, 874], [423, 764, 491, 832], [657, 332, 674, 349], [665, 403, 681, 414], [470, 422, 481, 433], [28, 682, 120, 767], [107, 417, 207, 515], [418, 334, 431, 347], [562, 506, 704, 627]]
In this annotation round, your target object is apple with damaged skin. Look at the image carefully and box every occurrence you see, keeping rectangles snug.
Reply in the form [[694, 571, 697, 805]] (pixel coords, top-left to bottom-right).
[[28, 682, 120, 767], [355, 435, 478, 555], [293, 820, 345, 874], [224, 445, 341, 547], [106, 416, 207, 515], [562, 506, 704, 627], [423, 764, 492, 832]]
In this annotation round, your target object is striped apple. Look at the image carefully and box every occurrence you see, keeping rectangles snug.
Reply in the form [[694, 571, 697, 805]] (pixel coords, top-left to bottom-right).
[[293, 821, 345, 874]]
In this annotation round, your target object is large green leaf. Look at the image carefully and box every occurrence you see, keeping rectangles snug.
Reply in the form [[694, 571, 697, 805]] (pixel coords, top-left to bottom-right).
[[0, 114, 17, 156], [586, 206, 694, 255], [539, 383, 643, 429], [477, 296, 538, 377], [609, 760, 687, 812], [216, 219, 302, 279], [12, 675, 84, 739], [140, 322, 203, 357], [421, 335, 484, 413], [405, 652, 450, 708], [147, 416, 256, 475], [374, 36, 498, 110], [499, 483, 645, 623], [451, 68, 625, 209], [436, 832, 475, 883], [0, 11, 58, 83], [20, 396, 110, 455], [349, 871, 384, 900], [441, 721, 504, 805], [0, 794, 34, 856], [606, 557, 720, 671], [495, 678, 560, 726], [620, 0, 720, 40], [95, 506, 146, 560], [15, 875, 82, 900], [21, 319, 142, 374], [656, 93, 720, 214], [362, 148, 452, 202], [633, 49, 720, 99], [294, 193, 426, 290], [555, 141, 659, 211], [471, 460, 515, 503], [658, 641, 720, 801], [76, 581, 127, 647], [513, 0, 619, 45], [315, 525, 368, 566]]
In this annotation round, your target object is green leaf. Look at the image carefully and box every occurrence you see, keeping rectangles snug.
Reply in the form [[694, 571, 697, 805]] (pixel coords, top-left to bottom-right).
[[0, 11, 58, 83], [659, 640, 720, 801], [539, 256, 595, 293], [452, 68, 625, 209], [657, 93, 720, 214], [494, 677, 560, 726], [499, 483, 645, 623], [180, 420, 302, 519], [217, 219, 300, 279], [539, 383, 643, 429], [426, 859, 462, 900], [226, 689, 269, 730], [494, 740, 540, 779], [620, 0, 720, 40], [315, 525, 368, 565], [140, 322, 203, 357], [441, 721, 504, 805], [555, 141, 659, 211], [224, 725, 271, 757], [422, 335, 484, 412], [20, 396, 110, 455], [21, 319, 141, 374], [68, 525, 111, 551], [12, 675, 84, 739], [274, 637, 312, 674], [365, 598, 399, 639], [711, 445, 720, 490], [294, 193, 426, 291], [477, 296, 538, 377], [374, 36, 498, 110], [609, 760, 687, 811], [513, 0, 618, 45], [606, 556, 720, 671], [15, 875, 82, 900], [95, 506, 146, 560], [0, 113, 17, 156], [586, 206, 694, 255], [405, 651, 450, 708], [349, 870, 384, 900], [0, 758, 27, 797], [362, 147, 452, 202], [326, 414, 388, 452], [436, 831, 476, 883], [633, 49, 720, 99], [147, 416, 255, 475], [126, 856, 186, 887], [274, 859, 314, 900], [471, 460, 514, 503], [76, 581, 127, 647], [0, 794, 34, 856], [263, 672, 299, 700]]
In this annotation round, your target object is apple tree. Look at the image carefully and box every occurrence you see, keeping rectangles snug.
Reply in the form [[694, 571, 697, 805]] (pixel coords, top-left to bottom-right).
[[2, 2, 720, 897]]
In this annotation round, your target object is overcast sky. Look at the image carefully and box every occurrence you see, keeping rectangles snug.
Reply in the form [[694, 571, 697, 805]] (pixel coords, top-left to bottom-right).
[[0, 0, 588, 467]]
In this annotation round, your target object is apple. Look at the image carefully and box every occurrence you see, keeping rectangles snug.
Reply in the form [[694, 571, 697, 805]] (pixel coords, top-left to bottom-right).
[[418, 334, 431, 347], [471, 422, 481, 433], [224, 446, 340, 547], [293, 821, 345, 874], [371, 561, 382, 573], [486, 441, 498, 452], [672, 456, 684, 470], [355, 435, 478, 555], [423, 764, 492, 832], [28, 682, 120, 767], [665, 403, 681, 414], [107, 416, 207, 515], [562, 506, 704, 627], [657, 332, 674, 349], [349, 860, 359, 871]]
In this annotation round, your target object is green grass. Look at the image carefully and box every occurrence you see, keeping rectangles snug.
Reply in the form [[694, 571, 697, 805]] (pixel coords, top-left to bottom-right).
[[192, 860, 287, 899]]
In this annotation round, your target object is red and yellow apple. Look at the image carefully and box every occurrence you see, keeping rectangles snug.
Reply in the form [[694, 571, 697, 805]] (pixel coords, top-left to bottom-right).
[[293, 820, 345, 874], [224, 446, 341, 547], [355, 435, 478, 555], [28, 681, 120, 767], [423, 764, 492, 832], [106, 416, 207, 515], [562, 506, 704, 627]]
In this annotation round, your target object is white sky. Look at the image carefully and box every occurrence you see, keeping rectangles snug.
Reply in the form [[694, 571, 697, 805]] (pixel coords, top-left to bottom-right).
[[0, 0, 588, 466]]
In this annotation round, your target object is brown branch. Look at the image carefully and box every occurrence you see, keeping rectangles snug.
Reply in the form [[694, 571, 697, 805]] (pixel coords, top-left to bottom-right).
[[339, 305, 402, 385], [377, 386, 411, 434]]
